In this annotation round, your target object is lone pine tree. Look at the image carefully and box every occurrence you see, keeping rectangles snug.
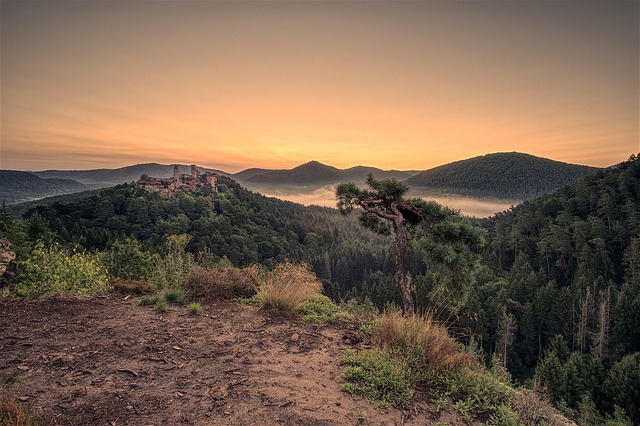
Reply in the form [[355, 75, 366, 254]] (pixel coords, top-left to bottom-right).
[[336, 174, 483, 316]]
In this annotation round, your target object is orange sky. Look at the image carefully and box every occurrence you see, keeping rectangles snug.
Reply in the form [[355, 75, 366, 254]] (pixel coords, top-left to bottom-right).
[[1, 1, 638, 173]]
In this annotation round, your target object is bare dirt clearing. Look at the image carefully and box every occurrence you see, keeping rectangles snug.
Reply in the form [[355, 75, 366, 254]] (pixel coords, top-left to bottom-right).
[[0, 296, 467, 425]]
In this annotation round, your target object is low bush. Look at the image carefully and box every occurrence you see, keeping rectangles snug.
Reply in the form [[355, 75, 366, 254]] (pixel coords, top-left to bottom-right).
[[341, 349, 414, 409], [372, 311, 472, 375], [340, 297, 379, 320], [296, 296, 340, 322], [19, 241, 109, 297], [510, 387, 563, 426], [184, 266, 256, 300], [488, 404, 521, 426]]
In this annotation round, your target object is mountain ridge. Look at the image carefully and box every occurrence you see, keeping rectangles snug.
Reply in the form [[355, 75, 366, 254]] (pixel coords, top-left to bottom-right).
[[34, 163, 229, 188], [405, 152, 600, 199], [0, 170, 90, 205], [2, 152, 605, 205], [238, 160, 414, 187]]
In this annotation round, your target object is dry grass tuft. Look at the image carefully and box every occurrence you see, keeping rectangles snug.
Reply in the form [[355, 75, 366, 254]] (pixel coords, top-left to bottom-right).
[[111, 277, 156, 295], [184, 266, 257, 300], [249, 261, 323, 313], [0, 394, 48, 426], [511, 386, 572, 426], [372, 311, 473, 374]]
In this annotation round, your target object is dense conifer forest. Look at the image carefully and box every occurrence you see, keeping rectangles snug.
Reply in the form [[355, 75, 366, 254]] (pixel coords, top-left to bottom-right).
[[1, 154, 639, 424]]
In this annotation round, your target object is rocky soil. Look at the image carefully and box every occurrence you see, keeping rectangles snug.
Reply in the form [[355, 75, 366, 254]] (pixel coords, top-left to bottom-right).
[[1, 296, 470, 425]]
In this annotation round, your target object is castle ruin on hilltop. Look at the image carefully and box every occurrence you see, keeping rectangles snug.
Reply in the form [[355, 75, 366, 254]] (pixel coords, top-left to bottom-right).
[[139, 165, 218, 196]]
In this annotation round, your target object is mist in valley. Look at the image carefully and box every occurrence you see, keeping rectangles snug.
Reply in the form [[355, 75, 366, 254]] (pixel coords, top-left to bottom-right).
[[255, 185, 518, 218]]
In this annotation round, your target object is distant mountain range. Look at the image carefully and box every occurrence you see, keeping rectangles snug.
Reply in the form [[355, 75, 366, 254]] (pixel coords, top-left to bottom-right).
[[33, 163, 228, 188], [239, 161, 413, 187], [1, 152, 603, 206], [0, 170, 91, 205]]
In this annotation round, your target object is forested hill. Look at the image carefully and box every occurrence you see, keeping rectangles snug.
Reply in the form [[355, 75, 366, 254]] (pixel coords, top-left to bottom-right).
[[459, 154, 640, 423], [239, 161, 412, 186], [0, 170, 89, 205], [15, 175, 395, 298], [406, 152, 601, 199]]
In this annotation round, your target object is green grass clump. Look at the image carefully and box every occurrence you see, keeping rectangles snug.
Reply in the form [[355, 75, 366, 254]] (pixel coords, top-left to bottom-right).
[[436, 368, 515, 420], [138, 295, 159, 306], [296, 296, 340, 323], [341, 349, 414, 409], [372, 311, 472, 375], [163, 289, 185, 304], [187, 302, 202, 315], [488, 404, 522, 426], [155, 300, 168, 313], [1, 370, 20, 386]]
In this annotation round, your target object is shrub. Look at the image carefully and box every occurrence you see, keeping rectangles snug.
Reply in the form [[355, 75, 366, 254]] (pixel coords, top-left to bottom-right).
[[340, 297, 379, 320], [296, 296, 340, 322], [341, 349, 414, 409], [19, 241, 109, 296], [488, 404, 521, 426], [510, 387, 560, 426], [184, 266, 256, 300], [150, 234, 194, 289], [250, 261, 323, 313], [431, 367, 515, 421], [372, 311, 472, 375], [103, 237, 155, 281], [111, 277, 156, 295]]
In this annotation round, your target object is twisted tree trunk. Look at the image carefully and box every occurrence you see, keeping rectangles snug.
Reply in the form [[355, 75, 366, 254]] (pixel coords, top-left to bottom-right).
[[393, 218, 414, 316], [356, 199, 417, 316]]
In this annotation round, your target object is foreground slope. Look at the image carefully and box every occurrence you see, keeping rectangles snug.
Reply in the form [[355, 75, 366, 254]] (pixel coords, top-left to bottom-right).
[[1, 296, 472, 425], [406, 152, 600, 199]]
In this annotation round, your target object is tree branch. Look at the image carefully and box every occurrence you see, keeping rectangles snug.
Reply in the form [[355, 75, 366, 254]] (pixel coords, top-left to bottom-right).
[[359, 200, 399, 222]]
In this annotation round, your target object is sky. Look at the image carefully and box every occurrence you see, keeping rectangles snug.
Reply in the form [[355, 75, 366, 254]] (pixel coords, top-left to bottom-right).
[[1, 0, 638, 173]]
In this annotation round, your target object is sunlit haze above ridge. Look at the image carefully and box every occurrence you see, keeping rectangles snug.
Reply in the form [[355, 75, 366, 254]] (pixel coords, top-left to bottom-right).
[[1, 1, 638, 173]]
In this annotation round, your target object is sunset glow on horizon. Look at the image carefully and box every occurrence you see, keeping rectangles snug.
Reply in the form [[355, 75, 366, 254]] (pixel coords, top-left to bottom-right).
[[1, 1, 638, 173]]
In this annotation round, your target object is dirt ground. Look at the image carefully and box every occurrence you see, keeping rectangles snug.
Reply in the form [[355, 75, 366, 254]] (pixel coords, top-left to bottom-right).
[[0, 296, 467, 425]]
